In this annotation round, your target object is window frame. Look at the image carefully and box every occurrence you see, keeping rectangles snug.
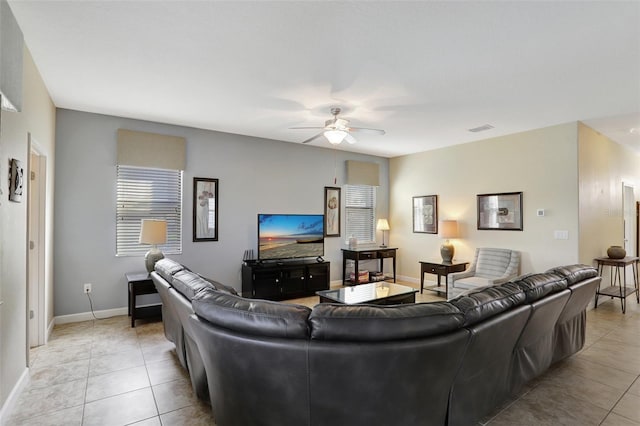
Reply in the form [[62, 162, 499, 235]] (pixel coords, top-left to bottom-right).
[[344, 184, 377, 245], [116, 165, 183, 256]]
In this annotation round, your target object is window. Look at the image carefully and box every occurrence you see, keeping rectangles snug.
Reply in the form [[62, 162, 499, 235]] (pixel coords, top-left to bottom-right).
[[345, 185, 376, 243], [116, 165, 183, 256]]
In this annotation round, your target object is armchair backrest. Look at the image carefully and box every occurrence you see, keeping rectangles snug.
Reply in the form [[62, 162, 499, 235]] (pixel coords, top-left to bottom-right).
[[473, 248, 520, 279]]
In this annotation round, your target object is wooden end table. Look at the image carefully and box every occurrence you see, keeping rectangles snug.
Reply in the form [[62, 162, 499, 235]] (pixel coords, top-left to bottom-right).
[[419, 260, 469, 299], [126, 272, 162, 327]]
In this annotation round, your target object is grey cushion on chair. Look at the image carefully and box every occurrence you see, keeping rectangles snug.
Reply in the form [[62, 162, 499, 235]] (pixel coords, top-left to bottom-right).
[[448, 248, 521, 298]]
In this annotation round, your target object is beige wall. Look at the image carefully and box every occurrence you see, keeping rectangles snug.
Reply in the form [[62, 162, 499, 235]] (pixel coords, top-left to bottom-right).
[[578, 122, 640, 266], [0, 48, 55, 412], [390, 123, 580, 282]]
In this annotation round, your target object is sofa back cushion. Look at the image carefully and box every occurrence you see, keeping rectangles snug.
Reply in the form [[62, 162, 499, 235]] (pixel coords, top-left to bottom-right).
[[309, 302, 464, 342], [511, 272, 568, 302], [450, 282, 525, 326], [198, 274, 238, 295], [172, 270, 215, 301], [154, 258, 185, 283], [545, 264, 598, 286], [193, 287, 311, 339]]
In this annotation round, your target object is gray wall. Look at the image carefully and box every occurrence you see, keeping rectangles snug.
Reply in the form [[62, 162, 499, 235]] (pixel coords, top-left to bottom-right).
[[54, 109, 389, 316]]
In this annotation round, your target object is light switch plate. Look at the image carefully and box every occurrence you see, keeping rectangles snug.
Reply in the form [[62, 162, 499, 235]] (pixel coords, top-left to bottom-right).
[[554, 230, 569, 240]]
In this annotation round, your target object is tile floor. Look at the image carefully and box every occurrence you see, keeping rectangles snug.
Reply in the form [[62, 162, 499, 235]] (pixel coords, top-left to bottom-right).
[[6, 283, 640, 425]]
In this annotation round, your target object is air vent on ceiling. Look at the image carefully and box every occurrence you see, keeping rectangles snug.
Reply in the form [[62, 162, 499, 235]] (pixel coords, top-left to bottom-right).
[[468, 124, 494, 133]]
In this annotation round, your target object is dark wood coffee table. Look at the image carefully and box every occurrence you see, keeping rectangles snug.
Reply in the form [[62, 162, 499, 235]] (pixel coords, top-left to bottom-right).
[[316, 282, 417, 305]]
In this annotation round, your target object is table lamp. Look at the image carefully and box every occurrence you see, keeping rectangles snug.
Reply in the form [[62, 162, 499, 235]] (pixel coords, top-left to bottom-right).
[[377, 218, 390, 248], [439, 220, 458, 263], [139, 219, 167, 272]]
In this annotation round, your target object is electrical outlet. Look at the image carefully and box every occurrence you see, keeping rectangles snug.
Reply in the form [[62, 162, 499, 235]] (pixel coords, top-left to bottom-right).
[[83, 283, 92, 294]]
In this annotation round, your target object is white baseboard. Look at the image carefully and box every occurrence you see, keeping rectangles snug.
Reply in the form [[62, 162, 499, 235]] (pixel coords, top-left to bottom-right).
[[0, 367, 29, 425], [397, 275, 420, 285], [55, 307, 128, 325]]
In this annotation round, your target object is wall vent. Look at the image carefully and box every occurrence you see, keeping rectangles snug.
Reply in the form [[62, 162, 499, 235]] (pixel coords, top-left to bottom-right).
[[468, 124, 494, 133]]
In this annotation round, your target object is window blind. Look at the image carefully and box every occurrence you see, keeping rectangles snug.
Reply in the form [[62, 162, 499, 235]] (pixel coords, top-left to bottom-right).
[[116, 165, 183, 256], [345, 185, 376, 243]]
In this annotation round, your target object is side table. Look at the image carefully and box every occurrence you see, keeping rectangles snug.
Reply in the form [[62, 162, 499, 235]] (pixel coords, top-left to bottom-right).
[[342, 248, 397, 285], [126, 272, 162, 327], [419, 260, 469, 299], [593, 256, 639, 314]]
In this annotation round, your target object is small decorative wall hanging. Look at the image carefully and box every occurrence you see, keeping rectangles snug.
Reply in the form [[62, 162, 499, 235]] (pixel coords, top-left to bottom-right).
[[8, 158, 23, 202], [193, 177, 219, 241], [324, 186, 341, 237]]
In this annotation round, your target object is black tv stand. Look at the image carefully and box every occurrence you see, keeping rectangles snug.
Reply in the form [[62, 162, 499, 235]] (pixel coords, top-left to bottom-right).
[[241, 259, 330, 300]]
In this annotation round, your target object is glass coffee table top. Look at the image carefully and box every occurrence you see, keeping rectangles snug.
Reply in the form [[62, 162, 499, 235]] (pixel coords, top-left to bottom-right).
[[316, 282, 417, 305]]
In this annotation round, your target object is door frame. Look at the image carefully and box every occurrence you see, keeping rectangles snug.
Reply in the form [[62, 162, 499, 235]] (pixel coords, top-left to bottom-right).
[[27, 134, 47, 350]]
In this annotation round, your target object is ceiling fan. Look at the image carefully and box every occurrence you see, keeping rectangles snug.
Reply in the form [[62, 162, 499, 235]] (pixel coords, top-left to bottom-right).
[[290, 107, 386, 145]]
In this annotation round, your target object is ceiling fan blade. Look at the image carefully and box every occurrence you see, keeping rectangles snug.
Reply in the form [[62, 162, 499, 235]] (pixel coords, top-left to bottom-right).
[[349, 127, 386, 135], [301, 132, 325, 144], [289, 126, 325, 130], [344, 133, 357, 144]]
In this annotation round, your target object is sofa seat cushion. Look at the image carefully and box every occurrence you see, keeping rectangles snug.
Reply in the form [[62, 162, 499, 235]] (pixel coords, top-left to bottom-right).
[[154, 258, 185, 283], [512, 273, 568, 302], [450, 282, 525, 326], [193, 288, 311, 339], [309, 302, 464, 342], [172, 270, 215, 301], [545, 264, 598, 286]]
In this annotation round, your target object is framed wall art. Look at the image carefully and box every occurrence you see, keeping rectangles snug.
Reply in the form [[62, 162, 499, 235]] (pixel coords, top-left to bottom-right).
[[477, 191, 523, 231], [8, 158, 23, 202], [324, 186, 341, 237], [413, 195, 438, 233], [193, 177, 219, 241]]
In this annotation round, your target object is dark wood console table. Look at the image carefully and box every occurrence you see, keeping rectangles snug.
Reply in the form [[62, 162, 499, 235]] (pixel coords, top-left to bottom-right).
[[594, 256, 639, 314], [342, 247, 397, 285], [419, 260, 469, 299], [126, 272, 162, 327]]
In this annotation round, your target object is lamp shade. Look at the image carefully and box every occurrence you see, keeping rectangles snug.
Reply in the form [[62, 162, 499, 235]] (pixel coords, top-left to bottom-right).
[[324, 130, 347, 144], [439, 220, 459, 239], [376, 218, 390, 231], [139, 219, 167, 245]]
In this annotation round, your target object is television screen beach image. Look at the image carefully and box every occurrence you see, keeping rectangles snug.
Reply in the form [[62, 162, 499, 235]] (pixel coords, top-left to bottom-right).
[[258, 214, 324, 260]]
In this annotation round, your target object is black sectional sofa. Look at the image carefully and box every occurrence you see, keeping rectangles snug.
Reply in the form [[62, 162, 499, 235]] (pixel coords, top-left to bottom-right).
[[151, 259, 599, 426]]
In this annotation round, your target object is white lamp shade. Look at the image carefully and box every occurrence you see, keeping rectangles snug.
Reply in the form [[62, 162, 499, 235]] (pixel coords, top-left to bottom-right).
[[139, 219, 167, 245], [324, 130, 347, 144], [376, 218, 390, 231], [439, 220, 459, 239]]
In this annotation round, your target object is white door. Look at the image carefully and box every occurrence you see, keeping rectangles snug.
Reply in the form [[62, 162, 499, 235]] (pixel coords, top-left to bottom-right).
[[623, 184, 636, 257]]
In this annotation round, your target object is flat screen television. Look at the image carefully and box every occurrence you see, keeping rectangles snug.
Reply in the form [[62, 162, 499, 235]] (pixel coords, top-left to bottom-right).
[[258, 214, 324, 261]]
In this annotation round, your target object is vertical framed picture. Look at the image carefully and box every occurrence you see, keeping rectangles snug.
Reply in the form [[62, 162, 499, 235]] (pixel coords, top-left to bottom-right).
[[477, 191, 523, 230], [413, 195, 438, 233], [193, 177, 219, 241], [324, 186, 341, 237], [9, 158, 23, 202]]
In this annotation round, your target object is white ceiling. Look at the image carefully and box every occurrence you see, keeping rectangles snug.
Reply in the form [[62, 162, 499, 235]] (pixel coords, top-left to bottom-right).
[[8, 0, 640, 158]]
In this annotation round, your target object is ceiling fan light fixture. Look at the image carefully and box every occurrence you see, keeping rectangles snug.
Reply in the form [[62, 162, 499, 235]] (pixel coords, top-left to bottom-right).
[[324, 129, 347, 144]]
